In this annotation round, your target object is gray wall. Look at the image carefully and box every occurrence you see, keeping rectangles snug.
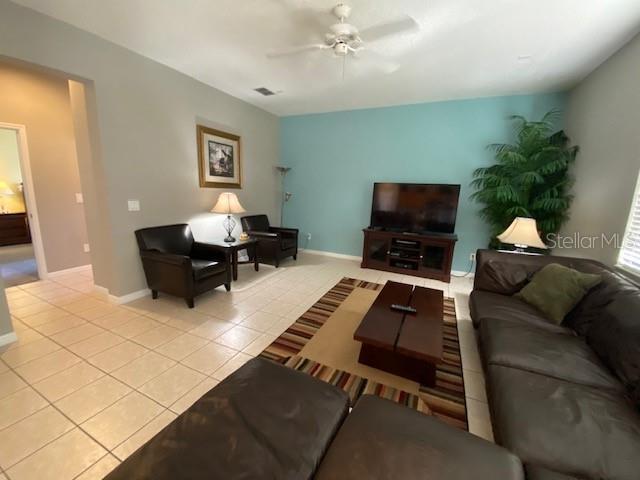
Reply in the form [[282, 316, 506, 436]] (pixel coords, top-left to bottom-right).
[[68, 80, 117, 289], [0, 276, 12, 338], [0, 62, 90, 272], [0, 1, 280, 296], [563, 32, 640, 265]]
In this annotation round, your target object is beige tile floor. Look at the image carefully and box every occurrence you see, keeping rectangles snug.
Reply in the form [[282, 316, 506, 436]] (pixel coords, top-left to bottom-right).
[[0, 252, 488, 479]]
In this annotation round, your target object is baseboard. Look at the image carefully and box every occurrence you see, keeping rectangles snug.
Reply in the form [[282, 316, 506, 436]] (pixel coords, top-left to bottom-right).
[[48, 264, 91, 277], [302, 249, 362, 261], [109, 288, 151, 305], [91, 284, 150, 305], [0, 331, 18, 347], [303, 249, 474, 279], [92, 285, 110, 298], [451, 270, 475, 278]]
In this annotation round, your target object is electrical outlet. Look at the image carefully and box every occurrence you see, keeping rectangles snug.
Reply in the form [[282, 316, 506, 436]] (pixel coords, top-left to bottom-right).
[[306, 233, 312, 241], [127, 200, 140, 211], [469, 253, 476, 262], [83, 243, 90, 253]]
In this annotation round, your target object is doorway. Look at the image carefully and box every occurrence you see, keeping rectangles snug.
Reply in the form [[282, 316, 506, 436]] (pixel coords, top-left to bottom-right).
[[0, 124, 47, 286]]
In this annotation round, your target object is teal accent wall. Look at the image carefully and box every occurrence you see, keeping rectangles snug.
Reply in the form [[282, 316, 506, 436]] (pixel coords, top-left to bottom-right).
[[280, 93, 567, 271]]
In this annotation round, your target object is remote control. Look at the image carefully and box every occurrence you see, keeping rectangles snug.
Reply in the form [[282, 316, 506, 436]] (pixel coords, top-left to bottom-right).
[[391, 304, 417, 314]]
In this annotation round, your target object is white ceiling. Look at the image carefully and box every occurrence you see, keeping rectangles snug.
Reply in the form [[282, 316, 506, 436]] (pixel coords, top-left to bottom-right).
[[12, 0, 640, 116]]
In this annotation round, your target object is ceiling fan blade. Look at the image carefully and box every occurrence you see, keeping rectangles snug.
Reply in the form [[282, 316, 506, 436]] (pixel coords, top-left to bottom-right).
[[359, 16, 419, 43], [266, 44, 331, 58], [352, 48, 400, 74]]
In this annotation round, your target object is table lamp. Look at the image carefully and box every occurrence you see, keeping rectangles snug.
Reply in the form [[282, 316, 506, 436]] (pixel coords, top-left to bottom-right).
[[497, 217, 547, 253], [211, 192, 245, 242], [0, 181, 14, 214]]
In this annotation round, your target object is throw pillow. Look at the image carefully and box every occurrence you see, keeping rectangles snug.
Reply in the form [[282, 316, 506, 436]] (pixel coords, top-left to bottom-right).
[[481, 261, 532, 295], [514, 263, 602, 324]]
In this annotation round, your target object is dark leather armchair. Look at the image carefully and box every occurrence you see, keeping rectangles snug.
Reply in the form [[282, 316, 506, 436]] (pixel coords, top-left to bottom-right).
[[240, 215, 298, 267], [135, 224, 231, 308]]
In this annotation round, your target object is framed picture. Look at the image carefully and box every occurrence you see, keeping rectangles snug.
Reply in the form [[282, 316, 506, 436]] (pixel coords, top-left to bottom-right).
[[197, 125, 242, 188]]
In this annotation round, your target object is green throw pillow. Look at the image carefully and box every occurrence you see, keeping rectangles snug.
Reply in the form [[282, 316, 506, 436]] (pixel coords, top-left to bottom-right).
[[514, 263, 602, 324]]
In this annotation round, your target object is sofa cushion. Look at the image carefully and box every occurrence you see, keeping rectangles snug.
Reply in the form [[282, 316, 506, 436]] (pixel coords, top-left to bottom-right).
[[487, 365, 640, 480], [587, 293, 640, 405], [135, 223, 194, 256], [472, 249, 636, 336], [564, 267, 639, 336], [104, 358, 350, 480], [514, 264, 602, 324], [474, 258, 532, 295], [473, 249, 603, 296], [241, 214, 270, 232], [315, 395, 524, 480], [525, 465, 584, 480], [480, 317, 622, 391], [470, 290, 569, 334], [191, 258, 226, 280]]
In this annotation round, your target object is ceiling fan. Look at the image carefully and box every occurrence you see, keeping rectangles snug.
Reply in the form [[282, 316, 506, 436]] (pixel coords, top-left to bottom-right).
[[266, 3, 419, 74]]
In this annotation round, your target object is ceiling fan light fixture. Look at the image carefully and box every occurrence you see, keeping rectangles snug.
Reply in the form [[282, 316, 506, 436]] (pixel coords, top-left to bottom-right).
[[334, 43, 349, 56]]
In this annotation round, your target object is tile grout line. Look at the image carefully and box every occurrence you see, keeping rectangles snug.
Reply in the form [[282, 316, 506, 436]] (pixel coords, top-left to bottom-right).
[[3, 258, 474, 474], [2, 277, 239, 470], [2, 351, 172, 473], [69, 451, 112, 480], [3, 282, 277, 463]]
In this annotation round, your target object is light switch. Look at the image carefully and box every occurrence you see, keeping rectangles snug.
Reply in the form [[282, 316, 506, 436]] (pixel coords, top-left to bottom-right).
[[83, 243, 90, 253], [75, 193, 84, 204], [127, 200, 140, 212]]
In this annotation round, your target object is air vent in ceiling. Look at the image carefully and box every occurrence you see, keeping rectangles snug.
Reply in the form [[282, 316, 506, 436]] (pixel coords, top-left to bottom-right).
[[254, 87, 276, 96]]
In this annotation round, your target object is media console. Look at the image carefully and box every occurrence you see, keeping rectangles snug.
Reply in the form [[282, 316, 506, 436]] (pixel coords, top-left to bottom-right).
[[361, 228, 457, 283]]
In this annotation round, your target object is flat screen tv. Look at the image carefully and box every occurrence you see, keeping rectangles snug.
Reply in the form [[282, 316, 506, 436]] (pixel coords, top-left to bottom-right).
[[370, 183, 460, 234]]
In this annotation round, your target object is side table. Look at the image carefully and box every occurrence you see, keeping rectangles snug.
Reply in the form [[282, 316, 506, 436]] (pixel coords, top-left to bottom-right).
[[204, 238, 259, 281]]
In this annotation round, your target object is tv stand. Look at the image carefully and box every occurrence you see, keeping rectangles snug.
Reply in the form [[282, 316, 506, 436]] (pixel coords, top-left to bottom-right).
[[361, 228, 457, 282]]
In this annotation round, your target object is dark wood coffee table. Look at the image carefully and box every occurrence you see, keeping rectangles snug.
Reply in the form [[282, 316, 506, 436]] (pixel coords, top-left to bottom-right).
[[353, 281, 443, 386]]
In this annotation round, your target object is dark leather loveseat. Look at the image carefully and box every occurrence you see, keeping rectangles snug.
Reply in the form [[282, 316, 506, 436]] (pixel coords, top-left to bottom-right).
[[471, 249, 640, 480], [105, 357, 524, 480]]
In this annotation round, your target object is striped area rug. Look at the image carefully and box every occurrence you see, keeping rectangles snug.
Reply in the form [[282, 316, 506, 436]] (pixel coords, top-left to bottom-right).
[[258, 277, 467, 430]]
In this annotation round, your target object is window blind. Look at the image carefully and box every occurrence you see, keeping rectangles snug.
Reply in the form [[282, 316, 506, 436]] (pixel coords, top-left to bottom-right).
[[618, 171, 640, 275]]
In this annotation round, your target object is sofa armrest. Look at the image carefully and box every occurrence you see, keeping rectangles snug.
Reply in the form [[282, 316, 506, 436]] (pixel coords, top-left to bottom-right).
[[139, 250, 194, 295], [247, 231, 280, 241], [269, 227, 298, 238], [191, 242, 227, 262], [140, 250, 191, 267]]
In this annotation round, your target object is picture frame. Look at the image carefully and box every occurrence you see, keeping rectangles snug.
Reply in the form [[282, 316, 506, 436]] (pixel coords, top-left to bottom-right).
[[197, 125, 242, 189]]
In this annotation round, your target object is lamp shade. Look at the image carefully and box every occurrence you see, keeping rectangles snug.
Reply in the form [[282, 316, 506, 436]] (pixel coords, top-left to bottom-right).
[[0, 181, 14, 196], [211, 192, 245, 214], [497, 217, 547, 249]]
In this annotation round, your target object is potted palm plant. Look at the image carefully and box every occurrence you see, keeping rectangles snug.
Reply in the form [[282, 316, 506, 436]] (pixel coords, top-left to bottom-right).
[[471, 110, 578, 248]]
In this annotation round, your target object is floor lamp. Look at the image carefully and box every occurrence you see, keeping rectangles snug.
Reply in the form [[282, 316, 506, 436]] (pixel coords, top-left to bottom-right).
[[275, 166, 292, 227]]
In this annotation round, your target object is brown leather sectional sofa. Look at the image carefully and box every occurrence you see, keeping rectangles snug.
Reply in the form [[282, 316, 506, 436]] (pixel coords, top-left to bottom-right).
[[105, 357, 524, 480], [471, 249, 640, 480], [104, 248, 640, 479]]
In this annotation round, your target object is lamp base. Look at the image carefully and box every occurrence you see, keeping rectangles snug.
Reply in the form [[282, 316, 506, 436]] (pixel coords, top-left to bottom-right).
[[222, 215, 237, 243]]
